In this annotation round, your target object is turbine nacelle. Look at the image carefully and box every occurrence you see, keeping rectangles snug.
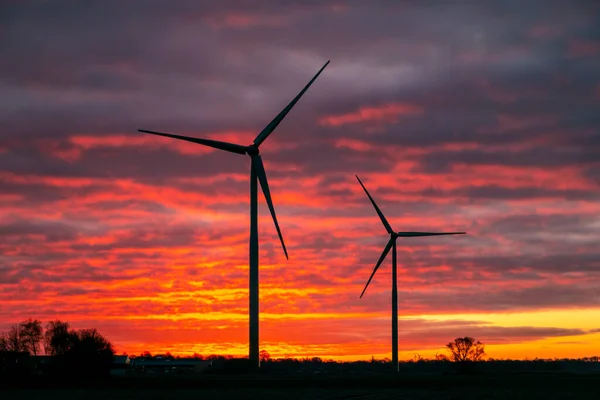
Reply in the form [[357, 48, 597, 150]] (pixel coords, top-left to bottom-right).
[[246, 144, 260, 157]]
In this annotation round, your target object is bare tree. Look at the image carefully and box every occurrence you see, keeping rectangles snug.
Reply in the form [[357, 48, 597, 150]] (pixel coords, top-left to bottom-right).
[[0, 334, 8, 351], [20, 318, 43, 356], [1, 324, 26, 352], [259, 350, 271, 363], [446, 337, 486, 362]]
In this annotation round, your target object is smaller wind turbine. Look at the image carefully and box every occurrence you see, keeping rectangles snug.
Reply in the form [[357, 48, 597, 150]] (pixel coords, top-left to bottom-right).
[[355, 175, 465, 372]]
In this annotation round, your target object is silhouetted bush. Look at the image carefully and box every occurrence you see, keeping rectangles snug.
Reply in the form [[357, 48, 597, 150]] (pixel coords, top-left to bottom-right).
[[58, 328, 115, 378], [446, 337, 486, 362]]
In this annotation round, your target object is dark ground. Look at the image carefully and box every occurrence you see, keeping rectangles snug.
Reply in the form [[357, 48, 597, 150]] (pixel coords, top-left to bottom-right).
[[3, 373, 600, 399]]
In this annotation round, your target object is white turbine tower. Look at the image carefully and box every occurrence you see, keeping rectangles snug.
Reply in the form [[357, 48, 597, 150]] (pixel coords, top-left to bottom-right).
[[355, 175, 466, 372], [138, 61, 330, 369]]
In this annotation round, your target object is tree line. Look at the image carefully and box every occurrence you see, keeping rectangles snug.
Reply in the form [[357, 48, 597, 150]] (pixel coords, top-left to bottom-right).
[[0, 318, 115, 378], [1, 318, 483, 365]]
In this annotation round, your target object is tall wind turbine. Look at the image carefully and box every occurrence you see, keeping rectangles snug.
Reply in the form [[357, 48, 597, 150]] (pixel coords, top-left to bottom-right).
[[138, 61, 330, 369], [355, 175, 465, 372]]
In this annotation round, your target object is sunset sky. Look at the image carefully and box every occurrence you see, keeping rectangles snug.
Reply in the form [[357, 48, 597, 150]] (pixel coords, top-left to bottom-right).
[[1, 0, 600, 361]]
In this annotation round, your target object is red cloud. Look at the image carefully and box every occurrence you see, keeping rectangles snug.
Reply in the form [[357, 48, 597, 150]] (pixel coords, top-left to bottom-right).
[[206, 12, 287, 29], [319, 103, 423, 127]]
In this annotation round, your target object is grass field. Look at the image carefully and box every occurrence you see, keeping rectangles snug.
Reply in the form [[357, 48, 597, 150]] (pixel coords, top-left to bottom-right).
[[3, 373, 600, 399]]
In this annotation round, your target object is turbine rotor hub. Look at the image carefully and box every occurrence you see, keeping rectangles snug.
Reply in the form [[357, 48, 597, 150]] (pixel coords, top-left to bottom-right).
[[391, 232, 399, 239], [247, 145, 259, 156]]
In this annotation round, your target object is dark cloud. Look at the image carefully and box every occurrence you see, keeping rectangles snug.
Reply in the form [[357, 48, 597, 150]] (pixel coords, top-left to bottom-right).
[[415, 145, 600, 172], [356, 282, 600, 314], [483, 213, 595, 235], [420, 185, 599, 201], [0, 219, 78, 242], [400, 325, 588, 346]]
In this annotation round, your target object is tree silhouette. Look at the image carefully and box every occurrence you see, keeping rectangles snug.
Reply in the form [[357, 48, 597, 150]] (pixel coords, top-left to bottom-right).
[[0, 325, 26, 353], [1, 318, 117, 380], [19, 319, 43, 356], [44, 320, 72, 356], [140, 351, 152, 359], [446, 337, 486, 362], [259, 350, 271, 363], [62, 328, 115, 377], [0, 320, 44, 355]]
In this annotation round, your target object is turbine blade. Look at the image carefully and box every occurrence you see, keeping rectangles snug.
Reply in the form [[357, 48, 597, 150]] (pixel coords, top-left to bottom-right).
[[254, 155, 288, 260], [356, 175, 393, 234], [360, 238, 394, 299], [139, 129, 248, 155], [397, 232, 466, 237], [253, 61, 330, 147]]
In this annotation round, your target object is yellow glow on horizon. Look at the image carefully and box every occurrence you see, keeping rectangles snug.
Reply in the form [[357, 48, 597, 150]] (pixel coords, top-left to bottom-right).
[[409, 308, 600, 331], [109, 308, 600, 360]]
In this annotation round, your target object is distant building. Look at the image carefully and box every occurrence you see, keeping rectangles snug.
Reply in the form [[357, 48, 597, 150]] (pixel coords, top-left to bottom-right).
[[131, 358, 212, 374], [113, 355, 131, 367], [110, 355, 131, 376]]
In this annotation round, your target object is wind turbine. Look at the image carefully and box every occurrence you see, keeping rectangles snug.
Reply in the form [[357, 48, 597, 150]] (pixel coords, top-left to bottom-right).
[[355, 175, 465, 372], [138, 61, 330, 369]]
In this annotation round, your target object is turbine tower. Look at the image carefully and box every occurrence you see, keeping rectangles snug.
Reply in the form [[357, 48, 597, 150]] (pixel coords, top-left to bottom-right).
[[355, 175, 465, 372], [138, 61, 330, 369]]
